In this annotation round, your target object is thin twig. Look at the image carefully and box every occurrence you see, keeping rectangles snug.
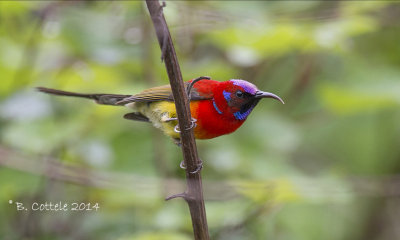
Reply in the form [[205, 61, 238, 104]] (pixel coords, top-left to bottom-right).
[[2, 146, 400, 199], [145, 1, 210, 239]]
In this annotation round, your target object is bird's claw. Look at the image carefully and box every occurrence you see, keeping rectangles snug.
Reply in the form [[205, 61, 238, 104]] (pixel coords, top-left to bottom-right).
[[174, 118, 197, 133], [174, 124, 180, 133], [179, 160, 203, 174], [190, 161, 203, 174], [180, 160, 186, 169], [165, 117, 178, 122], [187, 118, 197, 130]]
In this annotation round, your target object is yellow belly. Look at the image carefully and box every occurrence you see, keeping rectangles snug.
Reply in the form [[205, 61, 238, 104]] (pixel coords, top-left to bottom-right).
[[132, 101, 181, 139]]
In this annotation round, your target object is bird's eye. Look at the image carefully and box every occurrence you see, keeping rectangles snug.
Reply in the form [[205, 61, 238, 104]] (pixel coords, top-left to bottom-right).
[[236, 90, 244, 98]]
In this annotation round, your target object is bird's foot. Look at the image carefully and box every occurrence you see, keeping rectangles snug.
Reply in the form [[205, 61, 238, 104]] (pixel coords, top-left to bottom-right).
[[187, 118, 197, 130], [179, 160, 203, 174], [173, 118, 197, 133], [180, 160, 186, 169], [191, 161, 203, 174], [164, 117, 178, 122]]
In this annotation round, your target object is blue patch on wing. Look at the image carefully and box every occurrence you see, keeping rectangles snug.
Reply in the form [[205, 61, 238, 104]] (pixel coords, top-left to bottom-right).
[[223, 90, 231, 102], [212, 99, 223, 114]]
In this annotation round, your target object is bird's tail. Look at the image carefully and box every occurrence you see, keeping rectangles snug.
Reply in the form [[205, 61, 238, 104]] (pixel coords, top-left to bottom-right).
[[36, 87, 132, 106]]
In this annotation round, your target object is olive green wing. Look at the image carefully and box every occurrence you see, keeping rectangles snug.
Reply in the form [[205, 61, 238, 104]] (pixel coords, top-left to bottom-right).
[[117, 82, 212, 104]]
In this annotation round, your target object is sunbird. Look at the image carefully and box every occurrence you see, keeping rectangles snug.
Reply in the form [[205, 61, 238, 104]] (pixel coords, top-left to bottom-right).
[[37, 77, 284, 144]]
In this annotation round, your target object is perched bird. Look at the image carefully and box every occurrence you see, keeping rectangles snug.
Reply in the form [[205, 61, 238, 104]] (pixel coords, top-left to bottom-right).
[[37, 77, 284, 144]]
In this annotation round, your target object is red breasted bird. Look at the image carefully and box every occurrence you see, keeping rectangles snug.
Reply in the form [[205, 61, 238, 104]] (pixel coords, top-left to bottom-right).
[[37, 78, 284, 143]]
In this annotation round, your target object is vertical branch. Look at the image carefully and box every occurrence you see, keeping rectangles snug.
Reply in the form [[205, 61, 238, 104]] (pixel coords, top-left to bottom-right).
[[145, 1, 210, 240]]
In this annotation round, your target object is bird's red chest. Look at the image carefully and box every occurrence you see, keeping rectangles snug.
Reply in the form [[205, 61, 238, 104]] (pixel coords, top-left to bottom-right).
[[190, 100, 244, 139]]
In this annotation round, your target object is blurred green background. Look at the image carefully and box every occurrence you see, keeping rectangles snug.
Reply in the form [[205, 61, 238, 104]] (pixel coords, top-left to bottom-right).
[[1, 1, 400, 240]]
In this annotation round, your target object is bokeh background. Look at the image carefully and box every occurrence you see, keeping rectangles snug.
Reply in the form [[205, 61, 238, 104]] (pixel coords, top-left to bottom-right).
[[1, 1, 400, 240]]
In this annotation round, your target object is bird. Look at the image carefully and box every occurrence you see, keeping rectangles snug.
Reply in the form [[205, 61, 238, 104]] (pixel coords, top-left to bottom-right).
[[37, 77, 284, 144]]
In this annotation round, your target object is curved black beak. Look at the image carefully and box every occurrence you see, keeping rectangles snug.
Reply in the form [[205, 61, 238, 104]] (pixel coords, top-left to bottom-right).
[[254, 91, 285, 104]]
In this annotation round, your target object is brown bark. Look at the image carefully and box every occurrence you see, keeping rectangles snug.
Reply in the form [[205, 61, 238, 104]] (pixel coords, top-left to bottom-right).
[[145, 1, 210, 239]]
